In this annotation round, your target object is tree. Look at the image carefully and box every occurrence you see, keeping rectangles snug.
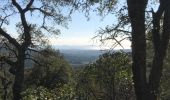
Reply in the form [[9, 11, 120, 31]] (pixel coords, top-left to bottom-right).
[[127, 0, 148, 99], [23, 47, 75, 100], [90, 0, 170, 99], [75, 52, 134, 100], [25, 47, 72, 89], [127, 0, 170, 99], [22, 84, 75, 100], [0, 65, 13, 100], [0, 0, 72, 99], [159, 45, 170, 99]]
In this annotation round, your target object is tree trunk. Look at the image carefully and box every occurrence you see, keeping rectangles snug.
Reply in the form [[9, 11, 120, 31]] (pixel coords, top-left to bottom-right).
[[127, 0, 170, 100], [12, 48, 25, 100], [127, 0, 148, 100], [149, 3, 170, 99]]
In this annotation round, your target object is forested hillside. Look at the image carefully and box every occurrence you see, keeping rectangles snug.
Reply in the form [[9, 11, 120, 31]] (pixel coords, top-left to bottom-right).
[[1, 0, 170, 100]]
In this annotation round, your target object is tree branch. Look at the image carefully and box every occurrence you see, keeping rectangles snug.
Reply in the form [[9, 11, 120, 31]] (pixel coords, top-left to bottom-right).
[[24, 0, 34, 12], [12, 0, 23, 13], [25, 57, 41, 66], [0, 11, 15, 27], [151, 3, 164, 51], [3, 42, 18, 57], [0, 28, 20, 49], [28, 8, 54, 16], [0, 56, 16, 66], [149, 1, 170, 96], [12, 0, 32, 47]]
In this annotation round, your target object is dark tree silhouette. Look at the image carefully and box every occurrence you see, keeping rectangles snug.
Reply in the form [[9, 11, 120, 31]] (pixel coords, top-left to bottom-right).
[[127, 0, 170, 99], [0, 0, 71, 99], [93, 0, 170, 99]]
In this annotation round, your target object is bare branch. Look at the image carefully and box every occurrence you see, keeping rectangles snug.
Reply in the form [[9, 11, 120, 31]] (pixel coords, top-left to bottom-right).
[[3, 42, 18, 57], [28, 8, 54, 16], [12, 0, 32, 47], [12, 0, 23, 12], [24, 0, 34, 12], [25, 57, 41, 66], [115, 29, 131, 34], [0, 11, 16, 27], [0, 28, 20, 49]]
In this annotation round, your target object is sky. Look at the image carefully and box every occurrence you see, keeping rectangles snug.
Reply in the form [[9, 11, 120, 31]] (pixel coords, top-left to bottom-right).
[[48, 9, 131, 49], [3, 0, 131, 50], [44, 0, 158, 50], [50, 12, 115, 45]]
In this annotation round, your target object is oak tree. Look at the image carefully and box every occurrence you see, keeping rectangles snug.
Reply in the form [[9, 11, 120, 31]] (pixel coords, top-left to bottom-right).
[[0, 0, 72, 99]]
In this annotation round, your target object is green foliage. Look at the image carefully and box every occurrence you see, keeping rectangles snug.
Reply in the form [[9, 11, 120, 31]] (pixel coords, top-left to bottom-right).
[[54, 82, 76, 100], [22, 86, 56, 100], [75, 52, 134, 100], [23, 47, 76, 99], [0, 62, 15, 100], [22, 83, 75, 100], [25, 47, 72, 89]]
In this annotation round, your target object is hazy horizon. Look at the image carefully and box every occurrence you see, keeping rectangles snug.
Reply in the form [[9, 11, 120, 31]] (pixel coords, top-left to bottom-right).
[[54, 45, 108, 50], [53, 44, 131, 50]]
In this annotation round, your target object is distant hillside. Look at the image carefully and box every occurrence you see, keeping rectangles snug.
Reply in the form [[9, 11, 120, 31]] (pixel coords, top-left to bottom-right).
[[54, 45, 131, 66], [1, 44, 131, 68], [60, 49, 105, 67], [53, 45, 100, 50]]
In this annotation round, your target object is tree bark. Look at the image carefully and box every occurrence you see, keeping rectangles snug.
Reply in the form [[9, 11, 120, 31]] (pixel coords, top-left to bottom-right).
[[127, 0, 170, 100], [149, 2, 170, 99], [127, 0, 148, 100], [12, 48, 25, 100], [11, 1, 32, 99]]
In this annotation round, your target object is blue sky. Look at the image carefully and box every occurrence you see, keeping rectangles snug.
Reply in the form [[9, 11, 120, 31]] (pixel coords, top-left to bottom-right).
[[6, 8, 131, 49], [49, 4, 132, 49], [2, 0, 160, 50], [52, 12, 114, 44], [3, 0, 131, 49], [51, 12, 131, 49], [49, 0, 131, 49]]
